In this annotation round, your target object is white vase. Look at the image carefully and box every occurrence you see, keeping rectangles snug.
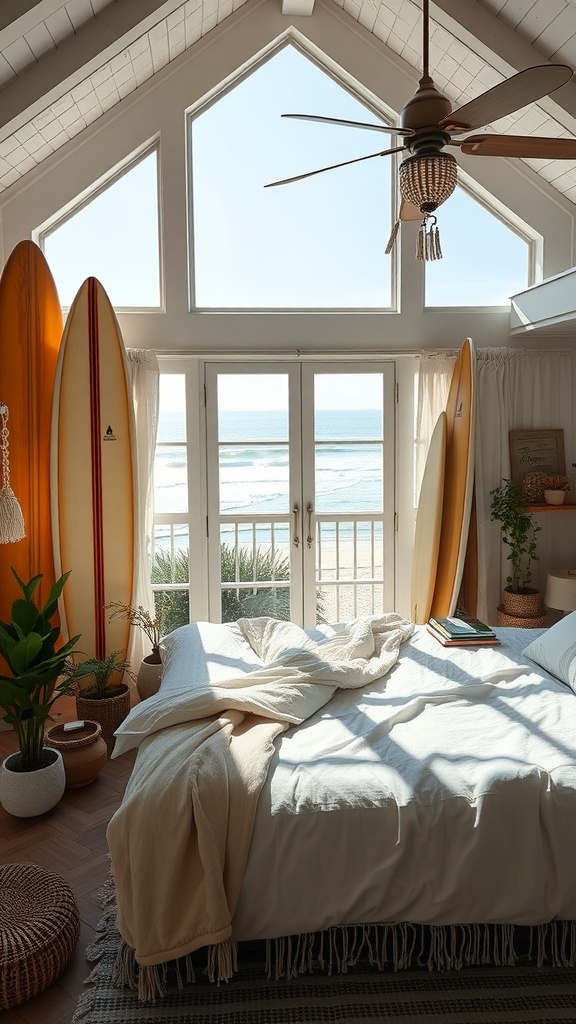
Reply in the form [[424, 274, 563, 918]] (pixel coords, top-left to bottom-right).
[[136, 656, 163, 701], [0, 748, 66, 817], [543, 489, 566, 506]]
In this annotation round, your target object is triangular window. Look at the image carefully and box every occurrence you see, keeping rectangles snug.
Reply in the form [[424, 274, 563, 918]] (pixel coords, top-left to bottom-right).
[[189, 45, 394, 309], [425, 184, 530, 306], [38, 147, 161, 309]]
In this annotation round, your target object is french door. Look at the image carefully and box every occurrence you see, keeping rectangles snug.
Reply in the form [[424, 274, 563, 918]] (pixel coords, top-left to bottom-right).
[[205, 361, 395, 627]]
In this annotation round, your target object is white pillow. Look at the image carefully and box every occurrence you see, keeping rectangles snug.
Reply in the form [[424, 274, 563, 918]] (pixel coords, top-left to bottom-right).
[[523, 611, 576, 693]]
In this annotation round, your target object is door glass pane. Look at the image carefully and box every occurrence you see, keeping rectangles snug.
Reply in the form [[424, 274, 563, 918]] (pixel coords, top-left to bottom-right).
[[220, 526, 291, 622], [314, 374, 384, 514], [315, 375, 383, 439], [218, 375, 290, 514], [316, 520, 384, 622], [219, 445, 289, 514]]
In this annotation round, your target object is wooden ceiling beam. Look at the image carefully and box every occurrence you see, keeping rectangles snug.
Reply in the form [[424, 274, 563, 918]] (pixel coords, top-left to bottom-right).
[[432, 0, 576, 131], [0, 0, 185, 139]]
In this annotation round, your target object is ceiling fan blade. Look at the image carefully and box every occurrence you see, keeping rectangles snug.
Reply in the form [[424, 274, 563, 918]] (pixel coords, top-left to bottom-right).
[[399, 199, 422, 221], [281, 113, 414, 137], [264, 146, 404, 188], [453, 133, 576, 159], [440, 64, 574, 134]]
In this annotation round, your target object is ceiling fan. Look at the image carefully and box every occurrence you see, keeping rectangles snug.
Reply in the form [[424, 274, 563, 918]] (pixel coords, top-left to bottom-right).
[[265, 0, 576, 260]]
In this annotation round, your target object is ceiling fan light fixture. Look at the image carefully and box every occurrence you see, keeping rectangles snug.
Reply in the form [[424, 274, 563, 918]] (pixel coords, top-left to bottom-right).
[[399, 152, 458, 213]]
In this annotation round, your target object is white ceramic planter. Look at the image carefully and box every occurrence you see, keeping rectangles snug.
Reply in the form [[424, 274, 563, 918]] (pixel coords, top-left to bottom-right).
[[543, 489, 566, 505], [0, 748, 66, 817]]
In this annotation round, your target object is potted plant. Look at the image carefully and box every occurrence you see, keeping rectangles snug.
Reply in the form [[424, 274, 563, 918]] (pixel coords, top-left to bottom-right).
[[107, 601, 165, 700], [0, 568, 81, 817], [72, 650, 134, 751], [489, 478, 546, 625], [540, 473, 570, 506]]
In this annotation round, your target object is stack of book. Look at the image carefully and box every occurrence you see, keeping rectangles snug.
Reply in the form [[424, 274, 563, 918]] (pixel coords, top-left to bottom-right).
[[427, 615, 500, 647]]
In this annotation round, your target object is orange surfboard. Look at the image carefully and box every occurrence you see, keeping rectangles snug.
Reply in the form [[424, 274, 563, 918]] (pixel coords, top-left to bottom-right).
[[430, 338, 476, 618], [0, 240, 63, 620], [51, 278, 136, 659], [411, 411, 446, 624]]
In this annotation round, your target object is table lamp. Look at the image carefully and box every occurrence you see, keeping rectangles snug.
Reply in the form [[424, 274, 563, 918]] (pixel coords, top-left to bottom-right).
[[545, 571, 576, 617]]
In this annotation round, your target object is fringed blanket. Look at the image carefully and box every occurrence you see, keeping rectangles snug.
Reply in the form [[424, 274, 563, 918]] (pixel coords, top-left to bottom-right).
[[106, 614, 413, 997]]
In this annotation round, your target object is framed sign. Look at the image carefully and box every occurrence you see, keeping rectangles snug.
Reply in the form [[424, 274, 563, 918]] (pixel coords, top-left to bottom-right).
[[509, 429, 566, 486]]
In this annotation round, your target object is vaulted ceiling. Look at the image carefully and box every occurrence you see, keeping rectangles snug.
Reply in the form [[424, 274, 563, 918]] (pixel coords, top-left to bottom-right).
[[2, 0, 576, 207]]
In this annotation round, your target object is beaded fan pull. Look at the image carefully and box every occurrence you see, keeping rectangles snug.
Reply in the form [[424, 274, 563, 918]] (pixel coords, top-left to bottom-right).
[[416, 214, 442, 261], [0, 403, 25, 544]]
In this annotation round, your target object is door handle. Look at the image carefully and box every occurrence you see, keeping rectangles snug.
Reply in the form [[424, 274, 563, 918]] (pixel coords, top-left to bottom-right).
[[292, 505, 300, 548], [306, 503, 313, 549]]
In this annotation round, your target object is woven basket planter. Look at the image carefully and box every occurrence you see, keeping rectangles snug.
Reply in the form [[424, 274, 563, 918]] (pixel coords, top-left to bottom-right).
[[497, 588, 548, 628], [75, 683, 131, 752], [0, 862, 79, 1009]]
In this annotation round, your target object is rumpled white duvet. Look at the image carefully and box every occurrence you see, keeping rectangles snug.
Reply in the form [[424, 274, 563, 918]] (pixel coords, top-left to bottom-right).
[[107, 613, 414, 969]]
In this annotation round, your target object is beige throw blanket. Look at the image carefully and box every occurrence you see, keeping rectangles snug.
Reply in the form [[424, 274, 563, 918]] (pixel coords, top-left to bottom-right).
[[106, 614, 413, 981]]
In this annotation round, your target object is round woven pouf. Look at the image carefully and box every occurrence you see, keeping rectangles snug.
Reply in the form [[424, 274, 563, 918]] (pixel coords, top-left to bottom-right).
[[0, 862, 80, 1010]]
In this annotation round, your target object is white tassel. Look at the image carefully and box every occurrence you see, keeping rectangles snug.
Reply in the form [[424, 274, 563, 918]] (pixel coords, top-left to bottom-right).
[[0, 404, 25, 544]]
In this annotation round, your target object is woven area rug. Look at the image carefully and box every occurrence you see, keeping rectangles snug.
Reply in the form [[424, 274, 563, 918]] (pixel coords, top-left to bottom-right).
[[72, 905, 576, 1024]]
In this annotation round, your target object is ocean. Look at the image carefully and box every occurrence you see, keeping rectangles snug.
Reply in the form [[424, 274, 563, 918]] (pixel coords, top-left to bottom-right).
[[154, 409, 384, 549]]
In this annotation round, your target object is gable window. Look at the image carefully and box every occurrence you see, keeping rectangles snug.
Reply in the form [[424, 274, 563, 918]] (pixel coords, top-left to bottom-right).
[[38, 146, 162, 309], [425, 184, 530, 307], [189, 44, 394, 309]]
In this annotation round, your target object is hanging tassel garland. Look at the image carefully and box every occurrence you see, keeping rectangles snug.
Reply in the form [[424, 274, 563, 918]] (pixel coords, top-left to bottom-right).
[[416, 215, 443, 261], [0, 403, 26, 544]]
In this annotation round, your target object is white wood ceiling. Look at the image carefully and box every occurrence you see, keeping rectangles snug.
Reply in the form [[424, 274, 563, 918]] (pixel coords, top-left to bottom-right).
[[1, 0, 576, 203]]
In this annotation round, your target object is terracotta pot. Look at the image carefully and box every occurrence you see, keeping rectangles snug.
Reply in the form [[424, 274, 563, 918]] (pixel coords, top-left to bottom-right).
[[45, 720, 107, 788], [75, 683, 131, 752], [0, 748, 65, 817], [136, 655, 163, 701]]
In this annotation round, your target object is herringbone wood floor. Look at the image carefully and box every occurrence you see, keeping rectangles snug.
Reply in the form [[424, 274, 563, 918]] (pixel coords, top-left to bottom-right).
[[0, 695, 136, 1024]]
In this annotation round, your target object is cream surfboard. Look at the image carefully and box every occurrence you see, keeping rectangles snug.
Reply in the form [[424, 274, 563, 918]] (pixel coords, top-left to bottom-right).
[[410, 411, 446, 624], [430, 338, 476, 619], [0, 240, 63, 622], [51, 277, 136, 659]]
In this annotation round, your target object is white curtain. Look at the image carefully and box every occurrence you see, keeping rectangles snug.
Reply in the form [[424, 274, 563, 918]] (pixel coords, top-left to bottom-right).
[[415, 348, 457, 493], [126, 348, 159, 667], [417, 346, 576, 625]]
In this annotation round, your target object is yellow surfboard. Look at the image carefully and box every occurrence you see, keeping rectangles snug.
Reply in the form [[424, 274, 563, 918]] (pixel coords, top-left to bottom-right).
[[430, 338, 476, 619], [0, 240, 63, 621], [51, 278, 136, 659], [411, 411, 446, 624]]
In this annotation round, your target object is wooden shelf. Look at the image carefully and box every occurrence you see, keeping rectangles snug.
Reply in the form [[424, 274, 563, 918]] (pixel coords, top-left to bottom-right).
[[528, 503, 576, 512]]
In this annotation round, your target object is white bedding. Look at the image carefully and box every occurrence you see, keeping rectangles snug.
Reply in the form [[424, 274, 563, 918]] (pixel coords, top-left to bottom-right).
[[234, 624, 576, 938], [119, 619, 576, 956]]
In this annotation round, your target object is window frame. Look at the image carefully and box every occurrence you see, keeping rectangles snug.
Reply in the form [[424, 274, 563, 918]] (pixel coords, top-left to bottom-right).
[[35, 138, 164, 313]]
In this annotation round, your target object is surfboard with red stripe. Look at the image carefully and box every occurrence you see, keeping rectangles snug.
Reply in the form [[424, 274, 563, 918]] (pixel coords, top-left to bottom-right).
[[51, 277, 136, 659]]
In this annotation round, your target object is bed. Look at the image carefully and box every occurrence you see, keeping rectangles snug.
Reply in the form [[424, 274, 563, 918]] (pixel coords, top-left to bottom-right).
[[106, 611, 576, 999]]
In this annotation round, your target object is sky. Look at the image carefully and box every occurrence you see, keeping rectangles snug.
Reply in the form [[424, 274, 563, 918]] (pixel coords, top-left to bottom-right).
[[40, 43, 529, 312]]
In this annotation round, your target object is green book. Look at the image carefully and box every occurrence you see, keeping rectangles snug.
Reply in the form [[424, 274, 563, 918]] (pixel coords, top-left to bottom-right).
[[428, 615, 497, 639]]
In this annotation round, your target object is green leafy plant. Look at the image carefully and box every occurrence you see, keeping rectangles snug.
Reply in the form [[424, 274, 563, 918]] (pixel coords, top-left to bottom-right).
[[151, 543, 325, 629], [70, 650, 133, 700], [490, 479, 541, 594], [0, 569, 81, 772]]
